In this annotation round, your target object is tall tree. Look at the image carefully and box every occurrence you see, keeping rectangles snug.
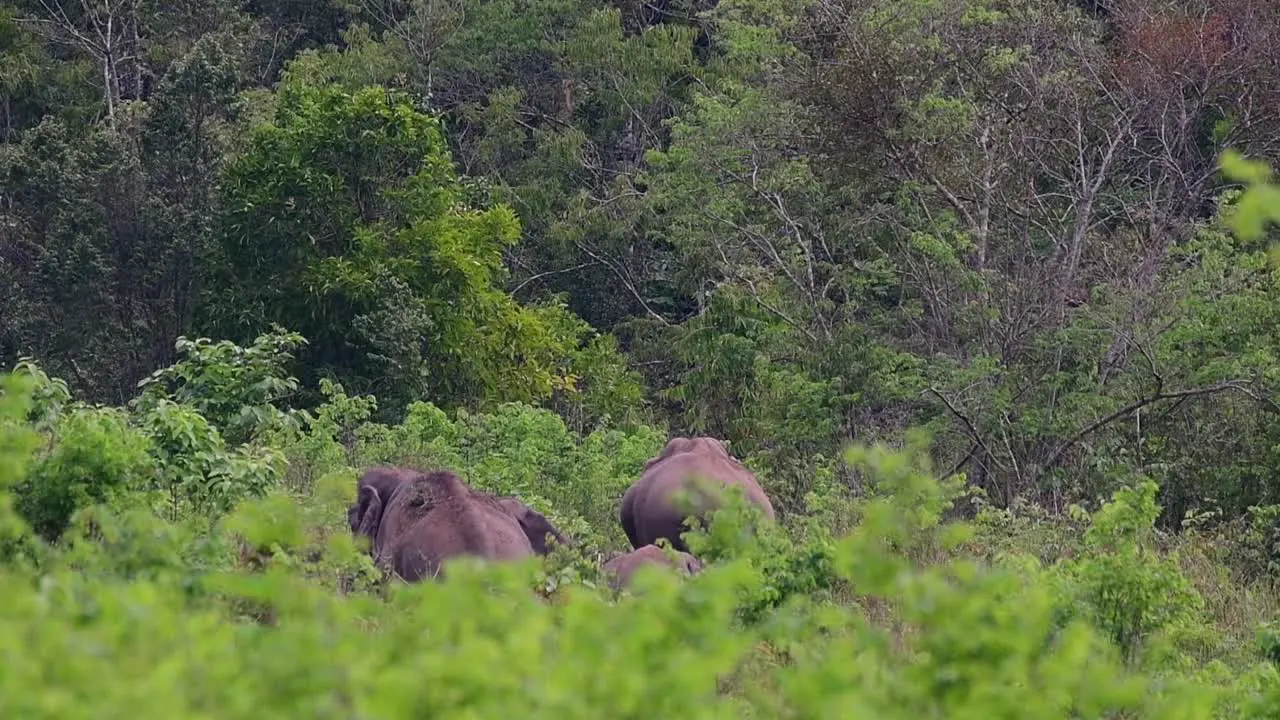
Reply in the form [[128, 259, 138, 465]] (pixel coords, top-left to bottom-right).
[[201, 82, 620, 415]]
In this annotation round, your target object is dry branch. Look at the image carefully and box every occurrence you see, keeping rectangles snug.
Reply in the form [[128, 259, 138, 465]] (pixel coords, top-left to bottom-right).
[[1038, 380, 1257, 476]]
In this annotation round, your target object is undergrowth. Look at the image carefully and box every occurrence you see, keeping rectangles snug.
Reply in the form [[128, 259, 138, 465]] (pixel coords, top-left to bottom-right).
[[0, 352, 1277, 718]]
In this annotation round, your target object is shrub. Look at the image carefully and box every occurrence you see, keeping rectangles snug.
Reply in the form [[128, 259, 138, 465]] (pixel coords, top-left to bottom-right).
[[1, 369, 1276, 718], [12, 404, 155, 542], [1055, 479, 1206, 664], [131, 330, 309, 446]]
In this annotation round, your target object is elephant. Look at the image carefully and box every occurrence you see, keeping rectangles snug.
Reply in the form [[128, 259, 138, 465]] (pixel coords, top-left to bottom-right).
[[601, 544, 702, 591], [494, 496, 573, 555], [347, 467, 537, 582], [619, 436, 775, 552], [348, 466, 574, 561]]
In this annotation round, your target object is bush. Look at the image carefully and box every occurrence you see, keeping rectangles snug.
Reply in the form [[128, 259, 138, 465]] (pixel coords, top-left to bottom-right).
[[1055, 479, 1206, 664], [12, 404, 155, 542], [131, 330, 309, 446], [1, 362, 1277, 718]]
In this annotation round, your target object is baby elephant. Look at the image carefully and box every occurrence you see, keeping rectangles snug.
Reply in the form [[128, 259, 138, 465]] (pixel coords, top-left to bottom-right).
[[601, 544, 703, 592], [494, 497, 573, 555]]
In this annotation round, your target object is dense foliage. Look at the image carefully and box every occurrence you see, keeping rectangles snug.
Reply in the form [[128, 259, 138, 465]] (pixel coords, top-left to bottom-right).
[[2, 0, 1280, 715]]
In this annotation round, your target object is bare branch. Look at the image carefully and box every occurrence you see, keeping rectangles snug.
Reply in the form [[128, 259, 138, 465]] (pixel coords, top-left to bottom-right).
[[510, 262, 598, 296], [924, 386, 1006, 472], [573, 239, 669, 326], [1039, 380, 1259, 476]]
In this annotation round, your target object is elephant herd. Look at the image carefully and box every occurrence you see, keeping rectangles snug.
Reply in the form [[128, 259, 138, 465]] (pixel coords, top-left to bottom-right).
[[346, 436, 776, 591]]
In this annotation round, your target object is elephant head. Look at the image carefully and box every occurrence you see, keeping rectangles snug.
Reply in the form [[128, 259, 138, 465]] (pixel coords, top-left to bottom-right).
[[619, 435, 775, 552], [601, 544, 703, 591], [349, 466, 416, 553], [495, 497, 572, 555], [374, 470, 536, 583]]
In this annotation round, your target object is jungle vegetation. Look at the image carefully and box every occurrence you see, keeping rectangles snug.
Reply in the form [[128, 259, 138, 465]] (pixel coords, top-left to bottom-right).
[[3, 0, 1280, 715]]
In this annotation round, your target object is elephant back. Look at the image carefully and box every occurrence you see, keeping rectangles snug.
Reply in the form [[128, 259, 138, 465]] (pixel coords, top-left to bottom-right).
[[620, 436, 775, 551], [380, 471, 536, 582], [641, 436, 733, 471], [387, 471, 493, 551], [602, 544, 702, 590], [639, 437, 772, 517]]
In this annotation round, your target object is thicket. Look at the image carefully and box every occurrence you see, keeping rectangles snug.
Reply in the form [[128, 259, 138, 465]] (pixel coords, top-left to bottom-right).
[[2, 346, 1280, 716], [3, 0, 1280, 715]]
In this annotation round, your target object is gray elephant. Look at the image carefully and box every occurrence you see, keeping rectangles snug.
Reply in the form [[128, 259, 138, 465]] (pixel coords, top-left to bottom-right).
[[349, 466, 572, 559], [601, 544, 702, 591], [619, 436, 776, 552], [494, 496, 573, 555], [348, 467, 543, 582]]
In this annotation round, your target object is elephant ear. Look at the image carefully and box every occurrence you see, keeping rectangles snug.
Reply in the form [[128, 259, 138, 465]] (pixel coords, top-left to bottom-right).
[[353, 485, 385, 544]]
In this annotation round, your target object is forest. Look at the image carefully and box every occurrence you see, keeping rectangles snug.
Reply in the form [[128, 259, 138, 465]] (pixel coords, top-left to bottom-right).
[[3, 0, 1280, 715]]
